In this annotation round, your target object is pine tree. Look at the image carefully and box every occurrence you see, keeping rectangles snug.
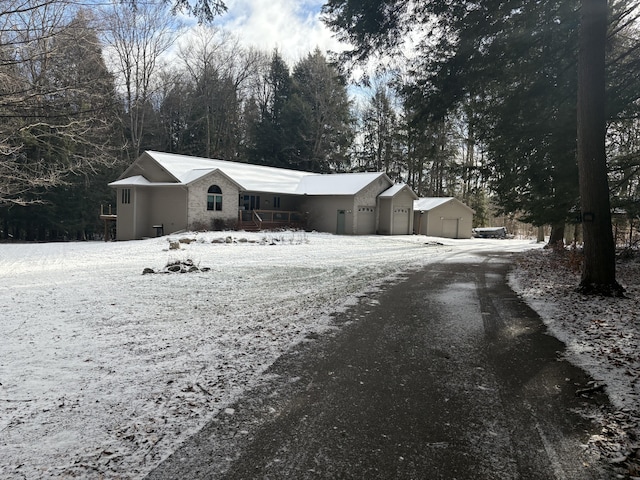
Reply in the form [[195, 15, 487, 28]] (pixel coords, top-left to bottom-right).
[[576, 0, 623, 295], [247, 51, 294, 168], [289, 49, 353, 172]]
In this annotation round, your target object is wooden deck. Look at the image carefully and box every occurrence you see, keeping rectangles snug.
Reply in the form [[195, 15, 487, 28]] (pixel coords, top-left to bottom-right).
[[100, 205, 117, 241], [238, 209, 304, 231]]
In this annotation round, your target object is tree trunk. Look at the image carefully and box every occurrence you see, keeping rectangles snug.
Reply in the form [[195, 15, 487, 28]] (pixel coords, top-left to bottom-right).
[[546, 223, 565, 248], [576, 0, 623, 295]]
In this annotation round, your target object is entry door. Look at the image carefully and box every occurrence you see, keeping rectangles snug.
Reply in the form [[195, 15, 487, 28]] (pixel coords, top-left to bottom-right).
[[242, 195, 261, 211], [336, 210, 346, 234]]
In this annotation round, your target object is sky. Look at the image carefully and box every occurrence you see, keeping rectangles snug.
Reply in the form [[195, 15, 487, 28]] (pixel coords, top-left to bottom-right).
[[211, 0, 347, 65]]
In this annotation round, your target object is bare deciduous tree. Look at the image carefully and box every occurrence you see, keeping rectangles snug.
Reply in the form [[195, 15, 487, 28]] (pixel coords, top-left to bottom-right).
[[0, 0, 120, 206], [102, 0, 180, 159], [175, 27, 268, 159]]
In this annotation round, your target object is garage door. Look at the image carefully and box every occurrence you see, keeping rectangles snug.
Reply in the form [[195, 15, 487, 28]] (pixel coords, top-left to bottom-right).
[[442, 218, 459, 238], [357, 206, 376, 234], [393, 207, 410, 234]]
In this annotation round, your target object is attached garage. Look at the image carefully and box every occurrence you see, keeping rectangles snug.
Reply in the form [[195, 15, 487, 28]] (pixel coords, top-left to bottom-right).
[[356, 206, 376, 234], [378, 184, 418, 235], [393, 207, 411, 235], [413, 197, 475, 239]]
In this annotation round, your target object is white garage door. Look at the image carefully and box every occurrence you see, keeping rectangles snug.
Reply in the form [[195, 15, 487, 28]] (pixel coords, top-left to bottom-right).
[[357, 206, 376, 234], [442, 218, 459, 238], [393, 207, 410, 234]]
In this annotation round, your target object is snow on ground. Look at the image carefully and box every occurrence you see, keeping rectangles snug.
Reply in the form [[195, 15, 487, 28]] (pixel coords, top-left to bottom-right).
[[1, 232, 637, 479], [0, 232, 535, 479], [509, 249, 640, 478]]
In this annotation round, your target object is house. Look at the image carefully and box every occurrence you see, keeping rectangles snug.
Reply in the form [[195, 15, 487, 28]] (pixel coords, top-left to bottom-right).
[[413, 197, 475, 239], [108, 151, 418, 240]]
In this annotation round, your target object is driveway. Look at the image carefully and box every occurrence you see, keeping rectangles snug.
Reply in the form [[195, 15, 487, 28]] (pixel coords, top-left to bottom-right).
[[146, 250, 609, 479]]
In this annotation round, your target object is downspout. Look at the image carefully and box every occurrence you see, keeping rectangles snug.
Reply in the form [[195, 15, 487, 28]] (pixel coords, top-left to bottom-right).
[[389, 196, 395, 235], [408, 197, 414, 235], [184, 186, 189, 232], [375, 196, 380, 235], [132, 187, 137, 239]]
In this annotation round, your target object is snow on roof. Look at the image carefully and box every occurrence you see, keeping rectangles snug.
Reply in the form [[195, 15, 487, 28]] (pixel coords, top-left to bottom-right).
[[379, 183, 418, 199], [115, 152, 397, 196], [179, 168, 218, 185], [295, 172, 385, 195], [414, 197, 456, 211], [109, 175, 152, 187], [147, 151, 316, 194]]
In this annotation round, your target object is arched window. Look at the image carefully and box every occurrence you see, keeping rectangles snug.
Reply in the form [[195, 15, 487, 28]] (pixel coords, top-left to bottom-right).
[[207, 185, 223, 211]]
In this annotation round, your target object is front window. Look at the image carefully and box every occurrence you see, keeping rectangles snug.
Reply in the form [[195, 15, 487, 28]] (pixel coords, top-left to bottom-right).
[[121, 188, 131, 204], [207, 185, 223, 211]]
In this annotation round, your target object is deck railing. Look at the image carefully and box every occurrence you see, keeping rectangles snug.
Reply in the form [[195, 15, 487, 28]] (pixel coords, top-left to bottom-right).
[[239, 209, 304, 229]]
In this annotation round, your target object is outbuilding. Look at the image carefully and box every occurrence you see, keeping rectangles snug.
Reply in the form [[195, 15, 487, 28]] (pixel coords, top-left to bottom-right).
[[413, 197, 475, 239]]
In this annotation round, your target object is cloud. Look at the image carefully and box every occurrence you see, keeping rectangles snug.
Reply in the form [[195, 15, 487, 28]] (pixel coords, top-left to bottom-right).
[[214, 0, 347, 65]]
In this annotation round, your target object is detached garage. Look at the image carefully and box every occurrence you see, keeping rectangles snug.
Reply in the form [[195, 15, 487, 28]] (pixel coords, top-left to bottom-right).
[[413, 197, 475, 239]]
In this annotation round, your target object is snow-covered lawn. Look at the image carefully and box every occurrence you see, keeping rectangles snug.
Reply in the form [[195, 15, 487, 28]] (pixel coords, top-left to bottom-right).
[[0, 232, 637, 478], [0, 232, 532, 479], [510, 249, 640, 478]]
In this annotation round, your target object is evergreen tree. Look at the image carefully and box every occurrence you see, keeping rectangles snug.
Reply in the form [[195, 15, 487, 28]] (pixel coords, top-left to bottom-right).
[[247, 51, 295, 168], [248, 50, 354, 172], [324, 0, 639, 293], [359, 85, 398, 174], [576, 0, 623, 294], [289, 49, 353, 172], [157, 70, 194, 153]]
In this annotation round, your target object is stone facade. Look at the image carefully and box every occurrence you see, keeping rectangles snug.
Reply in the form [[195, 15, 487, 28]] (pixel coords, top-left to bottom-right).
[[187, 171, 240, 230]]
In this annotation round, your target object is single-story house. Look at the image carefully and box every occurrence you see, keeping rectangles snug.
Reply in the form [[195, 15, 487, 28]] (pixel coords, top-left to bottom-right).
[[413, 197, 475, 239], [108, 151, 419, 240]]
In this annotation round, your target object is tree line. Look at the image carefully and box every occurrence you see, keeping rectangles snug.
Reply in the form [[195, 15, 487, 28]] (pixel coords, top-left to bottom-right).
[[0, 0, 487, 241]]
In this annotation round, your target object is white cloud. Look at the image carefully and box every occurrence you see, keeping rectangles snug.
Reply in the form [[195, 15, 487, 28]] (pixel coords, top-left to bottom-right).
[[213, 0, 347, 65]]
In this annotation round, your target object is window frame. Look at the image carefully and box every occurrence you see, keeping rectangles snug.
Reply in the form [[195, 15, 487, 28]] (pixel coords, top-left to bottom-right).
[[207, 185, 223, 211]]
